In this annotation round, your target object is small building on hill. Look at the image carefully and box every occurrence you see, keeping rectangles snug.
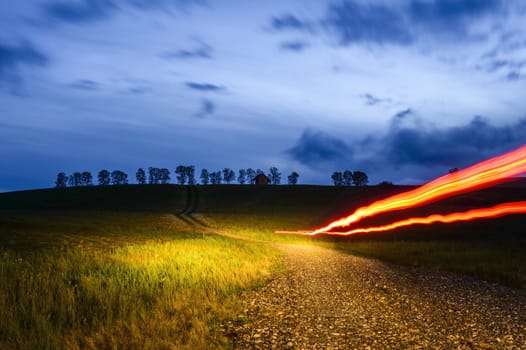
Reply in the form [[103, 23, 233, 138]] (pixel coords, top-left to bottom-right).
[[254, 173, 270, 185]]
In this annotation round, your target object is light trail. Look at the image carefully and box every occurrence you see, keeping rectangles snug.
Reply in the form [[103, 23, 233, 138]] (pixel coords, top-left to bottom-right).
[[308, 145, 526, 235], [289, 201, 526, 236]]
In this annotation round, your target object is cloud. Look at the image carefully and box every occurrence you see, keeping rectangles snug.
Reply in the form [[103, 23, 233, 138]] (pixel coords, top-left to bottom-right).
[[408, 0, 503, 36], [185, 82, 225, 92], [323, 1, 412, 45], [279, 41, 309, 52], [382, 115, 526, 167], [42, 0, 205, 23], [42, 0, 116, 23], [160, 42, 212, 60], [361, 93, 390, 106], [68, 79, 99, 91], [270, 14, 313, 32], [194, 98, 214, 118], [287, 129, 352, 166], [0, 40, 48, 89], [394, 108, 413, 119]]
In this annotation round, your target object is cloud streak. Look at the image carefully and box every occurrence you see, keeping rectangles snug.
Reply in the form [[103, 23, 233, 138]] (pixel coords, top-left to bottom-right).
[[185, 82, 225, 92]]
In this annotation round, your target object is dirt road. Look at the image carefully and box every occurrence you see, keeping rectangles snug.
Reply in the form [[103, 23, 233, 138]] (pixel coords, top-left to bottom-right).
[[230, 244, 526, 349]]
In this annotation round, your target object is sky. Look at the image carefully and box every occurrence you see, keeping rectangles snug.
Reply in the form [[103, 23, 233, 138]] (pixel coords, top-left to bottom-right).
[[1, 0, 526, 191]]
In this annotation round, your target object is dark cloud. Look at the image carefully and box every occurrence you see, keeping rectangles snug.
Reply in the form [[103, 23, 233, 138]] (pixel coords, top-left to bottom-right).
[[323, 1, 412, 45], [0, 41, 48, 90], [194, 98, 214, 118], [42, 0, 205, 23], [287, 129, 352, 166], [408, 0, 503, 35], [270, 14, 312, 32], [506, 71, 523, 81], [42, 0, 116, 23], [383, 116, 526, 167], [279, 41, 309, 52], [160, 43, 212, 60], [68, 79, 99, 91], [185, 82, 225, 92]]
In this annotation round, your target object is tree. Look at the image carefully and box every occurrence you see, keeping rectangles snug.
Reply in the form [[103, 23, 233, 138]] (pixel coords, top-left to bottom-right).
[[148, 167, 159, 184], [269, 167, 281, 185], [331, 171, 343, 186], [186, 166, 195, 185], [159, 168, 171, 184], [223, 168, 235, 184], [111, 170, 128, 185], [287, 171, 299, 185], [352, 170, 368, 186], [80, 171, 92, 186], [69, 172, 82, 187], [246, 168, 256, 184], [98, 170, 111, 186], [55, 172, 68, 188], [209, 171, 222, 184], [343, 170, 353, 186], [200, 169, 210, 185], [136, 168, 146, 184], [238, 169, 247, 184], [175, 165, 187, 185]]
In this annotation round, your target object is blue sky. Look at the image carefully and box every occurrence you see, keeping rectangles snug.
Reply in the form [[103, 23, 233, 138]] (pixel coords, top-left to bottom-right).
[[1, 0, 526, 191]]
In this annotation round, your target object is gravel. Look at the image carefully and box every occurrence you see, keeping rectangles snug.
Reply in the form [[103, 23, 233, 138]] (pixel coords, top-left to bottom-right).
[[227, 244, 526, 349]]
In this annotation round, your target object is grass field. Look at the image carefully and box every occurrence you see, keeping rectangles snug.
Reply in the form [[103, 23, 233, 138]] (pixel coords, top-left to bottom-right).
[[1, 183, 525, 348]]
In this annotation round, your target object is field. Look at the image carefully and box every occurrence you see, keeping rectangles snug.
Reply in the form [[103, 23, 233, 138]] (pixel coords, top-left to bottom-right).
[[1, 183, 525, 348]]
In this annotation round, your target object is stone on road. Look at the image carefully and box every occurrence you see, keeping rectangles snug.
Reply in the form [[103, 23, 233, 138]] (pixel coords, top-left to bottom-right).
[[230, 245, 526, 349]]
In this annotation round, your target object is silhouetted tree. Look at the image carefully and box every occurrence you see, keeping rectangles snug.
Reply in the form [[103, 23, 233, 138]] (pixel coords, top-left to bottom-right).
[[186, 166, 196, 185], [80, 171, 92, 186], [68, 172, 82, 187], [148, 167, 159, 184], [238, 169, 247, 184], [269, 167, 281, 184], [136, 168, 146, 184], [209, 171, 222, 184], [175, 165, 187, 185], [111, 170, 128, 185], [287, 171, 299, 185], [55, 172, 68, 188], [200, 169, 210, 185], [331, 171, 343, 186], [98, 170, 111, 186], [246, 168, 256, 184], [256, 169, 264, 175], [352, 170, 368, 186], [378, 181, 394, 187], [343, 170, 353, 186], [158, 168, 170, 184], [223, 168, 235, 184]]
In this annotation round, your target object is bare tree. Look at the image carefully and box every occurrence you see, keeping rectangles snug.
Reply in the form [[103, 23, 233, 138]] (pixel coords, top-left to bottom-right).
[[175, 165, 187, 185], [223, 168, 235, 184], [246, 168, 256, 184], [111, 170, 128, 185], [98, 170, 111, 186], [269, 167, 281, 185], [343, 170, 353, 186]]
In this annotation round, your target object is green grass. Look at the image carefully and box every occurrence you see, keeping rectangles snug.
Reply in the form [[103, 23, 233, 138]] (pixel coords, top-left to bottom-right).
[[0, 212, 280, 349]]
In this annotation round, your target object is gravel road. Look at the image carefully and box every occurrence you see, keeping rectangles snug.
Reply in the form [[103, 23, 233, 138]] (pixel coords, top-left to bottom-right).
[[228, 244, 526, 349]]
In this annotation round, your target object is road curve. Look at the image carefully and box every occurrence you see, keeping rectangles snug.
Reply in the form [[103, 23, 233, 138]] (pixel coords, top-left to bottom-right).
[[229, 245, 526, 349]]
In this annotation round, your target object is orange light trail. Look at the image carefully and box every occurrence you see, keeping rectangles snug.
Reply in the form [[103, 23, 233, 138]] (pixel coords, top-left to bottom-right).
[[278, 201, 526, 236], [308, 144, 526, 235]]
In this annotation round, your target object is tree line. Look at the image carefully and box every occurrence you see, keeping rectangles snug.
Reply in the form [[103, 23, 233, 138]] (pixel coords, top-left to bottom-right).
[[55, 167, 370, 188], [55, 166, 300, 187]]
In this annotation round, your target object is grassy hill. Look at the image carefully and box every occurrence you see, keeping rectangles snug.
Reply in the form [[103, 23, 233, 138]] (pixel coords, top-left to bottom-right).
[[1, 182, 525, 349]]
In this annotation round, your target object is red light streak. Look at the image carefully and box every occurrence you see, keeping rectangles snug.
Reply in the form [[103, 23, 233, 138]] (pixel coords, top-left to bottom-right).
[[309, 145, 526, 235], [314, 201, 526, 236]]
